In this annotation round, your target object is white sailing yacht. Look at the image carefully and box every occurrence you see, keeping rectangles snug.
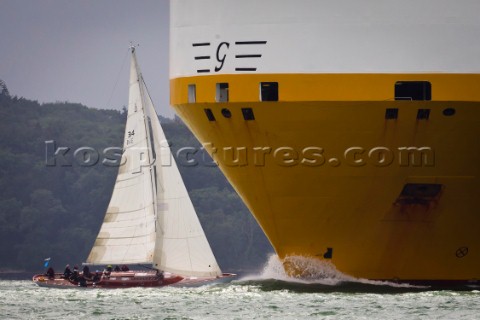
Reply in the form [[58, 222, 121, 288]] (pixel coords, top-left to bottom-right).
[[33, 47, 235, 288]]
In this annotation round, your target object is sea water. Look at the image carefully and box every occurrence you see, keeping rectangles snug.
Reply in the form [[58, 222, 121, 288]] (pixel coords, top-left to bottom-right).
[[1, 256, 479, 320]]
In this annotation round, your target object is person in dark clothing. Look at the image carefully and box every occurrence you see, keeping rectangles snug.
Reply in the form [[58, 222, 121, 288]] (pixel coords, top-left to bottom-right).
[[70, 265, 79, 282], [63, 264, 72, 279], [114, 265, 121, 272], [77, 274, 87, 287], [45, 267, 55, 279], [82, 265, 92, 279], [92, 271, 101, 283], [121, 265, 129, 271]]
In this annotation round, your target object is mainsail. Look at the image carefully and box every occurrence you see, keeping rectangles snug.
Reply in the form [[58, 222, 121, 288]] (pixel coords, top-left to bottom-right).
[[86, 47, 222, 278]]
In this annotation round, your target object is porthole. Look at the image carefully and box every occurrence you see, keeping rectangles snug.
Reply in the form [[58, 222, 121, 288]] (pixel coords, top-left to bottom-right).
[[221, 108, 232, 118], [443, 108, 455, 116]]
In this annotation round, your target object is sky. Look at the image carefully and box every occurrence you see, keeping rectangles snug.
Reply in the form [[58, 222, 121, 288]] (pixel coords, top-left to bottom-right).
[[0, 0, 172, 117]]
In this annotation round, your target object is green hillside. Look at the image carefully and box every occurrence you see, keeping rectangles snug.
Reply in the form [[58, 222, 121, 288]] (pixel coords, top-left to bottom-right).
[[0, 89, 272, 273]]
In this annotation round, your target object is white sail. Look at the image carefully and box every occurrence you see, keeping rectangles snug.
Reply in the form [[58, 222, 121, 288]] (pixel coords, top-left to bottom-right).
[[87, 47, 222, 278], [146, 98, 222, 277], [86, 49, 157, 265], [140, 68, 222, 278]]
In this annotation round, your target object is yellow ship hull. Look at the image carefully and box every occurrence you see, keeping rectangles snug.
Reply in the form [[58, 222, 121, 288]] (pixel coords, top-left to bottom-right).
[[171, 73, 480, 282]]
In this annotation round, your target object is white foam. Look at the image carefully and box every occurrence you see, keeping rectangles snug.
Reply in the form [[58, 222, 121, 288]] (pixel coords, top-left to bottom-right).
[[241, 254, 426, 288]]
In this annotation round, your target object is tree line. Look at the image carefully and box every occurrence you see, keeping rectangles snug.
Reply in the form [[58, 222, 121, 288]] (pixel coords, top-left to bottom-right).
[[0, 89, 272, 273]]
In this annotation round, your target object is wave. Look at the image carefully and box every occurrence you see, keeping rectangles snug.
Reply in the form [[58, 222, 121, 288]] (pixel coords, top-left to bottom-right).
[[237, 255, 429, 293]]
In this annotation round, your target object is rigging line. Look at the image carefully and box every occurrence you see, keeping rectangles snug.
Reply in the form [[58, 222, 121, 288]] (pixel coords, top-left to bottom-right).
[[105, 48, 129, 109], [141, 74, 161, 119]]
